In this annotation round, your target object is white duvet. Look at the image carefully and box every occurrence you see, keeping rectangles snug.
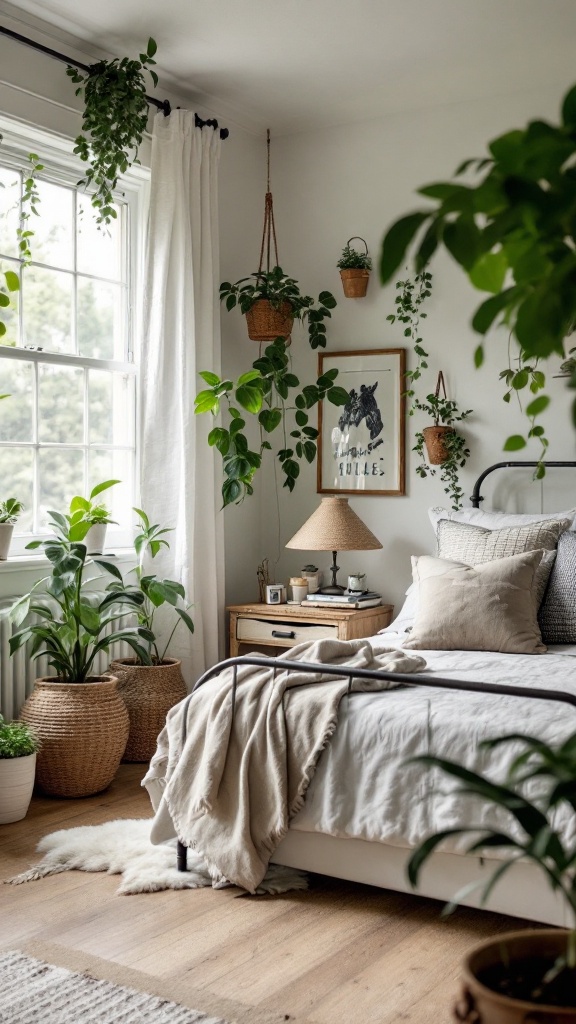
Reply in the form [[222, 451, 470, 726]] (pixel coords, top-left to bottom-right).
[[289, 633, 576, 859]]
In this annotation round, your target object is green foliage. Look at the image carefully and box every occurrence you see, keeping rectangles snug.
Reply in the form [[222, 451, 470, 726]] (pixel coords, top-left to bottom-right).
[[407, 731, 576, 998], [0, 266, 19, 341], [380, 82, 576, 449], [219, 266, 337, 349], [17, 153, 43, 266], [103, 507, 194, 664], [0, 497, 23, 524], [66, 38, 158, 225], [336, 243, 372, 271], [194, 338, 349, 506], [67, 480, 119, 537], [0, 714, 39, 758], [10, 508, 153, 682], [387, 271, 432, 403]]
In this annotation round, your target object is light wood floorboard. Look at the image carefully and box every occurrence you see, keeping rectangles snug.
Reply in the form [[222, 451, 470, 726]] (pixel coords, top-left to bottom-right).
[[1, 764, 535, 1023]]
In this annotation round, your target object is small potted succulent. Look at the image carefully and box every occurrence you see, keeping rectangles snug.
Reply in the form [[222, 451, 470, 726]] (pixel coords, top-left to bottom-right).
[[219, 265, 336, 348], [0, 498, 24, 560], [0, 714, 39, 823], [336, 237, 372, 297]]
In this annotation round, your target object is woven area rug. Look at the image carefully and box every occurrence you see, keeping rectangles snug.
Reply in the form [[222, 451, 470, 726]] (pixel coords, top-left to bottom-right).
[[6, 818, 308, 896]]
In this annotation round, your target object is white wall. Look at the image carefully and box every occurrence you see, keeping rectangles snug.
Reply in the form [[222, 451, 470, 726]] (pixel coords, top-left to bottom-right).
[[240, 88, 576, 617]]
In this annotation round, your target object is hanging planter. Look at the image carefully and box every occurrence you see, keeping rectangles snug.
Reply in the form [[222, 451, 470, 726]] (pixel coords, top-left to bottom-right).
[[337, 237, 372, 298], [245, 298, 294, 344], [422, 424, 455, 465], [412, 370, 472, 510]]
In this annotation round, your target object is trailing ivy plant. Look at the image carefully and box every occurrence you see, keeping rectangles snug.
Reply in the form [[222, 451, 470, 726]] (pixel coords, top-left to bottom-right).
[[66, 38, 158, 225], [412, 392, 472, 510], [379, 80, 576, 464], [386, 270, 432, 408], [0, 267, 19, 342], [194, 339, 349, 506], [17, 153, 43, 266]]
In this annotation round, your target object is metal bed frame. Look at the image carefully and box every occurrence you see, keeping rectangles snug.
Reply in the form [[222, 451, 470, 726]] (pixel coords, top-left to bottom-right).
[[176, 460, 576, 873]]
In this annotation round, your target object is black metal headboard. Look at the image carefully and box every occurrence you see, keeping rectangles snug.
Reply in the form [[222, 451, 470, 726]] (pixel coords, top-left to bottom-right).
[[470, 460, 576, 508]]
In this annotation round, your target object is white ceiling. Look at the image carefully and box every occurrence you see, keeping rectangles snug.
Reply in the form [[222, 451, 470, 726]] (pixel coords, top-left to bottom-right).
[[5, 0, 576, 135]]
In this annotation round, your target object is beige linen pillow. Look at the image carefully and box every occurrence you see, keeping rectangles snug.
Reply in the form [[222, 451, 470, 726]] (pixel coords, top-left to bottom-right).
[[436, 517, 571, 607], [403, 550, 546, 654]]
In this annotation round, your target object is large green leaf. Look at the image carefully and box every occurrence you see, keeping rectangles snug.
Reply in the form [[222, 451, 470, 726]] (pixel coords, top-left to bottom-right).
[[380, 211, 430, 284], [469, 251, 508, 294]]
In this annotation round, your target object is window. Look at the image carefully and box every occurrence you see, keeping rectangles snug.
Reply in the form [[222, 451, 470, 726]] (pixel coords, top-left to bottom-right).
[[0, 121, 146, 554]]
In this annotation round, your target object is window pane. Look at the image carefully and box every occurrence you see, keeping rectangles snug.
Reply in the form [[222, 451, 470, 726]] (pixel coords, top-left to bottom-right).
[[77, 193, 122, 281], [0, 258, 20, 348], [39, 364, 84, 443], [88, 370, 134, 446], [23, 266, 73, 353], [38, 447, 84, 527], [78, 277, 124, 360], [0, 167, 20, 258], [89, 449, 134, 528], [0, 361, 34, 441], [32, 180, 74, 271], [0, 446, 33, 533]]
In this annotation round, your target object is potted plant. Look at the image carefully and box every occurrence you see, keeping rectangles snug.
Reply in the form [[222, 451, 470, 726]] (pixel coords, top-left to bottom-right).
[[9, 506, 153, 797], [67, 480, 120, 555], [411, 373, 472, 511], [105, 508, 194, 762], [0, 714, 39, 824], [219, 265, 337, 348], [0, 498, 24, 560], [195, 338, 348, 506], [337, 237, 372, 298], [407, 730, 576, 1020]]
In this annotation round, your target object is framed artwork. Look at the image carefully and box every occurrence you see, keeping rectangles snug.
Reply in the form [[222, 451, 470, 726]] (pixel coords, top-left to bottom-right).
[[317, 348, 406, 496]]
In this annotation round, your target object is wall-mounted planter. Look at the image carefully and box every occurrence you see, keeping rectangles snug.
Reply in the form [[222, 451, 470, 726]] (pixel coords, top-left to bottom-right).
[[339, 268, 370, 298], [422, 425, 454, 465]]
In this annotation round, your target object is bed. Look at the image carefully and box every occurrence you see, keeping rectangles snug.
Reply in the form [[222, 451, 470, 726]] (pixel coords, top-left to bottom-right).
[[145, 461, 576, 927]]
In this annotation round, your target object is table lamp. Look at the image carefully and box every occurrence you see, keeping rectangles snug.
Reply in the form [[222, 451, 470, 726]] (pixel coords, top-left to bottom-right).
[[285, 496, 382, 594]]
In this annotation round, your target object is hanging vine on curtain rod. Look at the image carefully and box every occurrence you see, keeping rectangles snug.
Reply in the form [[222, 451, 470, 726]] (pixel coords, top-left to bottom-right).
[[0, 25, 229, 137]]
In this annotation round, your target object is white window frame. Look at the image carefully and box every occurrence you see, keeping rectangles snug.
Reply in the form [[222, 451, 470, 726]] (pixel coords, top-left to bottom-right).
[[0, 115, 149, 558]]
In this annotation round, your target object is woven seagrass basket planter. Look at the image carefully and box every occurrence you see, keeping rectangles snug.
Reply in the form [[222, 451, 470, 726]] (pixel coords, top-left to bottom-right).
[[108, 657, 187, 763], [422, 424, 454, 465], [19, 676, 128, 798], [245, 299, 294, 342], [339, 268, 370, 298]]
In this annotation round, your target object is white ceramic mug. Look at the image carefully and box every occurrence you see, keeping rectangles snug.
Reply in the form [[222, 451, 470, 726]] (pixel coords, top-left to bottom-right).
[[348, 573, 366, 592]]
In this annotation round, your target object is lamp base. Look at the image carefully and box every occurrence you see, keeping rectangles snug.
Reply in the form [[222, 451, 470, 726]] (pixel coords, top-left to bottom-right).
[[318, 584, 346, 595], [318, 551, 345, 594]]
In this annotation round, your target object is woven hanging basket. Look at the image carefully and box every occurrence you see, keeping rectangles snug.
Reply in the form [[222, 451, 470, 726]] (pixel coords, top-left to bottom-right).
[[108, 657, 187, 763], [19, 676, 129, 798], [245, 299, 294, 343], [339, 268, 370, 298], [422, 425, 454, 465]]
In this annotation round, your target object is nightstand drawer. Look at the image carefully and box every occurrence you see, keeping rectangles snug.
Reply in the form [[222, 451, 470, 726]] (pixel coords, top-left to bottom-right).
[[236, 616, 338, 647]]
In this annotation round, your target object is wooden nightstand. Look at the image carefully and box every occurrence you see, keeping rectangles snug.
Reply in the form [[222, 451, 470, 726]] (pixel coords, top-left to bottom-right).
[[227, 602, 394, 657]]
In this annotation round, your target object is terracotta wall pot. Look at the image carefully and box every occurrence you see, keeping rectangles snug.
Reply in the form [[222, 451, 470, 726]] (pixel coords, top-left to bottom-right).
[[422, 424, 454, 465], [0, 752, 36, 823], [108, 658, 187, 763], [457, 929, 576, 1024], [339, 268, 370, 298], [245, 299, 294, 342], [19, 676, 128, 798], [0, 522, 14, 560]]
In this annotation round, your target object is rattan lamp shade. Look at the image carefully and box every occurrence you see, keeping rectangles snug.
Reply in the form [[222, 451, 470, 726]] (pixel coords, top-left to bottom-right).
[[286, 497, 382, 593]]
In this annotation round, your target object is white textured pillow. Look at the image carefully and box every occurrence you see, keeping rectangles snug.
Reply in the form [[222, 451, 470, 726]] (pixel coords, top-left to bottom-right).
[[429, 505, 576, 533], [436, 518, 570, 607], [379, 583, 417, 634], [403, 551, 546, 655]]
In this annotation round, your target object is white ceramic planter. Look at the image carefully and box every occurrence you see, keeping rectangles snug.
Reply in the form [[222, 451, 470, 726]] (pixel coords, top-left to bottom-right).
[[0, 752, 36, 823], [0, 522, 14, 560], [84, 523, 107, 555]]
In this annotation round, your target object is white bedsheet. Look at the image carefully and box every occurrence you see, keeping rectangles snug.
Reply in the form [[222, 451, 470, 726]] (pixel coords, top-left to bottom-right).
[[289, 634, 576, 859]]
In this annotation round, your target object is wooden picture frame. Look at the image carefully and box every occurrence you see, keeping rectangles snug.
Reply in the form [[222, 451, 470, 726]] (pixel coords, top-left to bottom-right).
[[317, 348, 406, 496]]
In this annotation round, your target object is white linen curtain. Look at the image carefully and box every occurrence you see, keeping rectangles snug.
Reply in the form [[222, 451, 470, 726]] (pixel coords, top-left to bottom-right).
[[140, 110, 224, 686]]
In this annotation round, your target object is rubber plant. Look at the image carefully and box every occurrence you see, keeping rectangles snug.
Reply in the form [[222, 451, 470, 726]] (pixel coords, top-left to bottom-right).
[[195, 338, 349, 506], [379, 79, 576, 472], [66, 38, 158, 225]]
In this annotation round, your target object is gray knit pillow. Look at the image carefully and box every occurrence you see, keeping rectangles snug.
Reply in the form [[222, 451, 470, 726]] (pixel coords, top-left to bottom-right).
[[437, 518, 571, 607], [539, 531, 576, 643]]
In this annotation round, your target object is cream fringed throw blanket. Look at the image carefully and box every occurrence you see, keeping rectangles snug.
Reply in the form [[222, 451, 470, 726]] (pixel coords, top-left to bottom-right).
[[143, 637, 426, 893]]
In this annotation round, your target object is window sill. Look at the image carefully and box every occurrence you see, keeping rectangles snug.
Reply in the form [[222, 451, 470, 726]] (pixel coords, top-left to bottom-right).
[[0, 548, 136, 572]]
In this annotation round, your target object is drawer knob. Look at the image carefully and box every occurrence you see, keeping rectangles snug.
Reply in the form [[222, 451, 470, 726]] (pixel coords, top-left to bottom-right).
[[272, 629, 296, 639]]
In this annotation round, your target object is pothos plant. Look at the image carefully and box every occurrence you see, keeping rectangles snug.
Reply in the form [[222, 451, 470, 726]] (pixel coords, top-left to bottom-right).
[[66, 38, 158, 225], [194, 338, 349, 506]]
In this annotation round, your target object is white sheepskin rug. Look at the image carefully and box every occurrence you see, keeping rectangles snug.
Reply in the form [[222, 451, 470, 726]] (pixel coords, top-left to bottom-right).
[[6, 818, 308, 896]]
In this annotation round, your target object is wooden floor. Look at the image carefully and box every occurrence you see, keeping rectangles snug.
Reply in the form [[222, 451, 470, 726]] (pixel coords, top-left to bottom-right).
[[2, 764, 532, 1024]]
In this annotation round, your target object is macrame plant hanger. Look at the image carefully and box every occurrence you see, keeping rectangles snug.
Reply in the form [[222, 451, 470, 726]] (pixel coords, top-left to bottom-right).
[[245, 130, 294, 344]]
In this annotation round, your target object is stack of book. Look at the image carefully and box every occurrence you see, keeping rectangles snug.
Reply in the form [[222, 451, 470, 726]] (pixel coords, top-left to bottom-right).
[[304, 591, 382, 610]]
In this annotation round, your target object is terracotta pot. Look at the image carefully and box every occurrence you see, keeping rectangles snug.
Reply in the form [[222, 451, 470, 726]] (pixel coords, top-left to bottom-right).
[[108, 658, 187, 763], [422, 424, 454, 465], [0, 753, 36, 823], [339, 268, 370, 298], [245, 299, 294, 343], [455, 929, 576, 1024], [0, 523, 14, 560], [84, 522, 107, 554], [19, 676, 128, 798]]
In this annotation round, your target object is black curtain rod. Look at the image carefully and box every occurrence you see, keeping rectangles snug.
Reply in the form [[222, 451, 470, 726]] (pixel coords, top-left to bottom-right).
[[0, 24, 229, 139]]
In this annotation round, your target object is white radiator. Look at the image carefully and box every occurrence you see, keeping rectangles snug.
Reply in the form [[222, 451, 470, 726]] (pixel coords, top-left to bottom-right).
[[0, 596, 133, 720]]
